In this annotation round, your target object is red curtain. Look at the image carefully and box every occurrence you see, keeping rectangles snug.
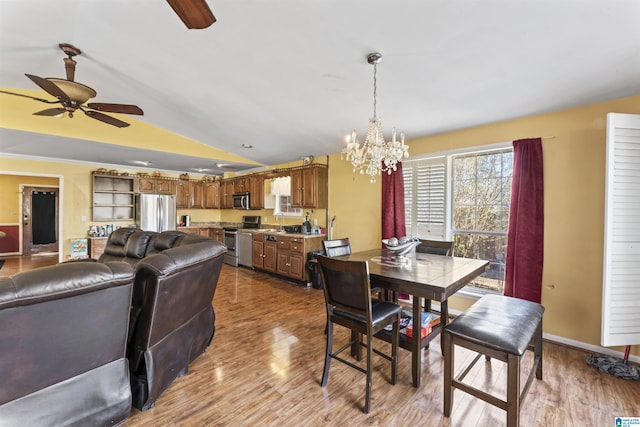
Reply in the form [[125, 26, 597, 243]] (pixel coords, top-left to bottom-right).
[[504, 138, 544, 303], [381, 163, 407, 240]]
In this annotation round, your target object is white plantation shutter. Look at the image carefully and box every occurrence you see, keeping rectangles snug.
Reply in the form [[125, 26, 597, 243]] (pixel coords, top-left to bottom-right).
[[602, 113, 640, 347], [404, 157, 446, 239]]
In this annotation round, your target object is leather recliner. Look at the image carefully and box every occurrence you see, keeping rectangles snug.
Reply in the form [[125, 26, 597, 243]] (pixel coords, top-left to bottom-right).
[[98, 228, 226, 410], [0, 261, 135, 426]]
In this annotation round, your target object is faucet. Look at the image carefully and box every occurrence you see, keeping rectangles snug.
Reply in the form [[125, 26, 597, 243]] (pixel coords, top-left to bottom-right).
[[275, 212, 285, 231]]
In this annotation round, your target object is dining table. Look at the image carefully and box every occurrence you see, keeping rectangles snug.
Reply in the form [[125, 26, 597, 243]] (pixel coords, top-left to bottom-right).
[[337, 248, 489, 387]]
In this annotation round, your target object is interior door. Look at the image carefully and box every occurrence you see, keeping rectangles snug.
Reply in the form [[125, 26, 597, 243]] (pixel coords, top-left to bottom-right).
[[22, 186, 59, 255]]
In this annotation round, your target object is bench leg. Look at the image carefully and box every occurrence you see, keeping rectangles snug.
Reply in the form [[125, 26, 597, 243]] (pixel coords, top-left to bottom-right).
[[506, 353, 521, 427], [443, 331, 453, 417], [535, 321, 543, 380]]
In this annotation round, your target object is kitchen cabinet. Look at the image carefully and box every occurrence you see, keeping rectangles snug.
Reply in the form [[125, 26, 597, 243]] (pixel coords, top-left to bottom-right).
[[175, 180, 204, 209], [253, 232, 324, 282], [233, 177, 249, 194], [175, 181, 189, 208], [189, 181, 205, 209], [253, 233, 277, 272], [139, 177, 175, 194], [204, 181, 221, 209], [276, 235, 305, 280], [290, 165, 328, 209], [249, 175, 264, 209], [92, 173, 137, 221], [220, 180, 234, 209], [211, 227, 223, 243]]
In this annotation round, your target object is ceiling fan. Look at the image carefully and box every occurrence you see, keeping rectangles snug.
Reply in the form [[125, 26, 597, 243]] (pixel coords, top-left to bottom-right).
[[167, 0, 216, 29], [0, 43, 143, 128]]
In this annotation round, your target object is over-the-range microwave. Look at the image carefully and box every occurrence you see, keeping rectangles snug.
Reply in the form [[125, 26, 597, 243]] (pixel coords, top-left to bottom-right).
[[232, 192, 251, 210]]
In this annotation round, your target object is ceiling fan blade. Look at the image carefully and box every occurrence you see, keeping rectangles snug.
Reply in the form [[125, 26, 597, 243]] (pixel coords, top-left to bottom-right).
[[85, 110, 130, 128], [87, 103, 144, 115], [0, 90, 59, 104], [167, 0, 216, 29], [25, 73, 69, 99], [33, 108, 66, 116]]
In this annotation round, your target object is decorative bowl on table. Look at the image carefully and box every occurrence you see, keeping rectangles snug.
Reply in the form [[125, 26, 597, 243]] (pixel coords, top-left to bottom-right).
[[382, 237, 421, 257]]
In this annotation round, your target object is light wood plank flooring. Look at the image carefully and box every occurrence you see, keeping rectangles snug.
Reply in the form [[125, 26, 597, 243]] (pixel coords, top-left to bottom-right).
[[2, 256, 638, 425]]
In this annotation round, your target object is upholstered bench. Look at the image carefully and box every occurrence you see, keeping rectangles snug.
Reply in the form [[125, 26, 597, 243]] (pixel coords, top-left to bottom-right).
[[443, 294, 544, 427]]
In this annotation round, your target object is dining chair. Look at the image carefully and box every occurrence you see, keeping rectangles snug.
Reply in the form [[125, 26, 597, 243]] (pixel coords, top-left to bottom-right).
[[322, 238, 352, 257], [416, 239, 454, 256], [316, 255, 401, 414], [323, 238, 382, 297], [417, 239, 454, 314]]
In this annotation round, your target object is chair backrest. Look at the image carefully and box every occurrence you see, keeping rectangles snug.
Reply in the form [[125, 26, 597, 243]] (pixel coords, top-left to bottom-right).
[[417, 239, 454, 256], [317, 255, 372, 321], [323, 238, 351, 257]]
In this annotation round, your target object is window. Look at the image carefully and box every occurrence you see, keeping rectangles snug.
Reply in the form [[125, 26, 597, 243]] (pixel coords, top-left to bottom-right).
[[403, 145, 513, 294], [264, 177, 302, 217]]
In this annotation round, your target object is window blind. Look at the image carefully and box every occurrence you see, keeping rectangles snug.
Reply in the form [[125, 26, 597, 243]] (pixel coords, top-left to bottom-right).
[[403, 158, 446, 239], [602, 112, 640, 347]]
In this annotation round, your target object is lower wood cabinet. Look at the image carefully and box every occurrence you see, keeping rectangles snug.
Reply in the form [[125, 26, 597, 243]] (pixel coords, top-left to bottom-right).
[[253, 232, 324, 282], [253, 233, 277, 272]]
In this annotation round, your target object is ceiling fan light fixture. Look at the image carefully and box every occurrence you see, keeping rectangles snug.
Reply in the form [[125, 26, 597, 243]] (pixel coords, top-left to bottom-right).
[[46, 78, 96, 104]]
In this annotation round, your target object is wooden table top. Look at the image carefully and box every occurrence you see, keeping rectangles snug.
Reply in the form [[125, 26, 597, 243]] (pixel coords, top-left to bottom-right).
[[339, 248, 490, 301]]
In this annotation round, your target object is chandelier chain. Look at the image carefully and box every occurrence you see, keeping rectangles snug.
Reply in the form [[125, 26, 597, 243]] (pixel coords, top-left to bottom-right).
[[373, 62, 377, 119]]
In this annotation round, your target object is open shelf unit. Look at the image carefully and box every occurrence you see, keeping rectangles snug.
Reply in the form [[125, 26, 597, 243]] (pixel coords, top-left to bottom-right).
[[92, 173, 138, 221]]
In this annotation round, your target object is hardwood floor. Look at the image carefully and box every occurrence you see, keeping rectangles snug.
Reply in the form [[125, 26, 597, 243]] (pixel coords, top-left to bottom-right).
[[2, 257, 638, 425]]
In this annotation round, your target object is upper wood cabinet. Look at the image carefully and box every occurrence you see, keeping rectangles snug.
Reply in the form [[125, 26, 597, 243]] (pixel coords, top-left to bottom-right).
[[249, 175, 264, 209], [139, 177, 175, 194], [189, 181, 205, 209], [204, 181, 221, 209], [233, 177, 249, 194], [220, 180, 234, 209], [175, 180, 189, 208], [291, 165, 328, 209], [176, 180, 205, 209]]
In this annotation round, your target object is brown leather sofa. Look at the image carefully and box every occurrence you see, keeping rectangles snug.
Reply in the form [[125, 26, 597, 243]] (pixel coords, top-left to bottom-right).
[[0, 261, 135, 426], [98, 228, 226, 410]]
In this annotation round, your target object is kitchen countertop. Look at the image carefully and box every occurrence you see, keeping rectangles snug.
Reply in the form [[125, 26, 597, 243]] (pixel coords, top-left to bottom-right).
[[177, 223, 325, 238]]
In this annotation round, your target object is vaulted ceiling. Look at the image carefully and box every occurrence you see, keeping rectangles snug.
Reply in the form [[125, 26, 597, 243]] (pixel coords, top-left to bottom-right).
[[1, 1, 639, 175]]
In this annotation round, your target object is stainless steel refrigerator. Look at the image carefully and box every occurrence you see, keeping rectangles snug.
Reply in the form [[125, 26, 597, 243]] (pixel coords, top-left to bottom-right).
[[136, 194, 177, 232]]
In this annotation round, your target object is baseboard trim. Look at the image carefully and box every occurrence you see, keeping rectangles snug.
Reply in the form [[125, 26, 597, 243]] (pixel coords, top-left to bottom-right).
[[542, 332, 640, 364]]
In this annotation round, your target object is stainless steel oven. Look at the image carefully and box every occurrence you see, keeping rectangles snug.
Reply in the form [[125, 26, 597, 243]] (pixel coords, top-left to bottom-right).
[[223, 216, 261, 267]]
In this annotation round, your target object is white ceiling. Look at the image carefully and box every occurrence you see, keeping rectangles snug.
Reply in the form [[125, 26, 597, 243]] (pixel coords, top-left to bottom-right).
[[1, 0, 640, 175]]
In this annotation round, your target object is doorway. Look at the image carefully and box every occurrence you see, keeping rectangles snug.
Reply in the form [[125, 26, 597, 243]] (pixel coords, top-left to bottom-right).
[[22, 186, 59, 255]]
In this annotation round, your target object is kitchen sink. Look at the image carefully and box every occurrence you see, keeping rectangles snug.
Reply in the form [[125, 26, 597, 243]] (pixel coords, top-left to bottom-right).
[[261, 229, 285, 233]]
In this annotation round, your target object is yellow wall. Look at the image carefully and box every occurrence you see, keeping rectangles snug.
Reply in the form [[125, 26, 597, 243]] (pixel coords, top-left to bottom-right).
[[0, 175, 59, 223], [2, 94, 639, 358], [326, 94, 640, 358]]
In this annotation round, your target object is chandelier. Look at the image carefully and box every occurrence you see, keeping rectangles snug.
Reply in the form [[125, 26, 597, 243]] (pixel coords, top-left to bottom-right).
[[342, 52, 409, 183]]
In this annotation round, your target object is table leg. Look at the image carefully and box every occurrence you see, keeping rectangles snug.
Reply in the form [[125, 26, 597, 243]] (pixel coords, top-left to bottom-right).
[[412, 296, 421, 387], [440, 299, 449, 355]]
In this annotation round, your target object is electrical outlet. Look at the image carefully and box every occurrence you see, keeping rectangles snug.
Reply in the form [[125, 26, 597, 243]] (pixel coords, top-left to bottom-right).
[[81, 215, 87, 222], [264, 216, 268, 223], [314, 218, 318, 226]]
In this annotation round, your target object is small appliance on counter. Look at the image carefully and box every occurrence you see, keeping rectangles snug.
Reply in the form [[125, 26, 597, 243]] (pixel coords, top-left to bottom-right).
[[302, 211, 312, 233], [180, 215, 191, 227]]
